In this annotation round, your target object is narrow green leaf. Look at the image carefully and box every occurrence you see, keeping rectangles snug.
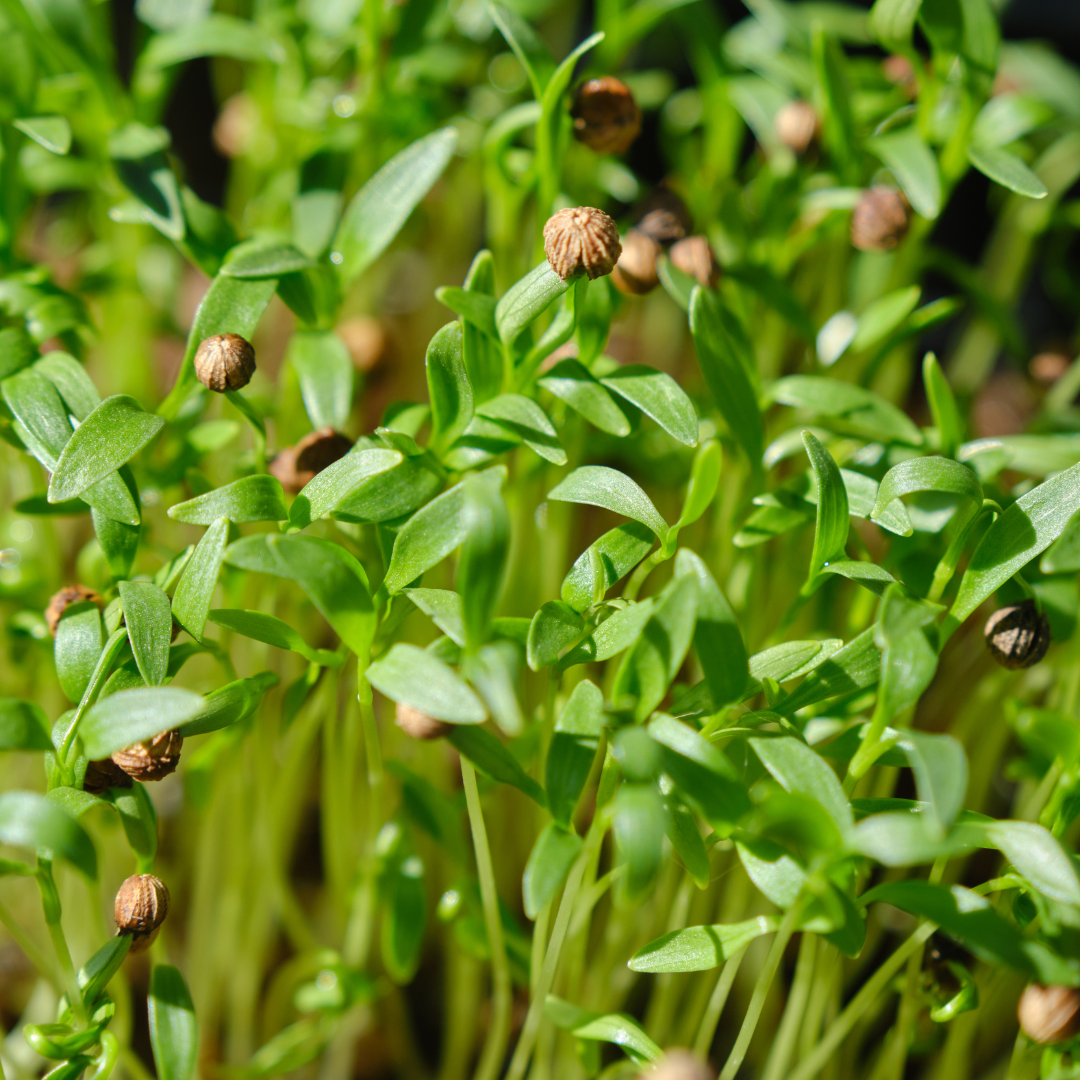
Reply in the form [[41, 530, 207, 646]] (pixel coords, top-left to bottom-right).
[[15, 116, 72, 155], [495, 262, 571, 346], [523, 822, 582, 918], [289, 448, 401, 530], [436, 286, 498, 341], [599, 364, 697, 446], [983, 821, 1080, 906], [459, 249, 502, 403], [446, 725, 546, 805], [426, 322, 473, 449], [208, 609, 341, 665], [368, 643, 486, 723], [333, 128, 458, 283], [0, 792, 96, 878], [171, 517, 229, 640], [750, 736, 853, 835], [872, 457, 981, 520], [559, 599, 656, 668], [80, 686, 204, 759], [629, 916, 777, 973], [221, 242, 313, 278], [665, 794, 711, 889], [538, 358, 630, 436], [55, 602, 103, 704], [489, 3, 555, 100], [561, 522, 655, 611], [544, 997, 662, 1065], [868, 128, 942, 218], [474, 394, 565, 464], [48, 396, 163, 504], [0, 699, 52, 751], [110, 784, 158, 869], [178, 672, 278, 737], [967, 143, 1048, 199], [923, 352, 963, 458], [527, 601, 585, 670], [667, 441, 722, 551], [546, 680, 602, 826], [547, 465, 667, 541], [899, 731, 968, 837], [803, 432, 849, 585], [168, 475, 287, 525], [869, 0, 922, 50], [119, 581, 173, 686], [149, 965, 198, 1080], [457, 475, 509, 651], [852, 286, 922, 352], [287, 331, 353, 431]]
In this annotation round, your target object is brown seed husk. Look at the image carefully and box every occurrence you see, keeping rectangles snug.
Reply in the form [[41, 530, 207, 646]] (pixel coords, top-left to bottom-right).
[[83, 758, 134, 796], [270, 428, 354, 494], [984, 601, 1051, 669], [571, 77, 642, 155], [543, 207, 622, 281], [669, 235, 720, 289], [114, 874, 169, 953], [647, 1049, 715, 1080], [395, 702, 450, 741], [851, 187, 911, 252], [611, 230, 661, 296], [112, 730, 183, 782], [194, 333, 256, 392], [774, 99, 819, 155], [635, 188, 692, 245], [1018, 984, 1080, 1044], [45, 585, 103, 638]]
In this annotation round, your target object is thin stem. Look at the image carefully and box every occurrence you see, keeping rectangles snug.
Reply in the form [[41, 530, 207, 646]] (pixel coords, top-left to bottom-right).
[[719, 900, 804, 1080], [761, 931, 817, 1080], [36, 861, 87, 1026], [693, 948, 748, 1058], [0, 896, 59, 988], [462, 758, 512, 1080], [58, 627, 128, 773], [787, 923, 937, 1080]]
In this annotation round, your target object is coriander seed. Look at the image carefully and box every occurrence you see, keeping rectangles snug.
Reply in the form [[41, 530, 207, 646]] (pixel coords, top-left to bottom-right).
[[1018, 984, 1080, 1044], [571, 77, 642, 155], [611, 229, 661, 296], [194, 333, 256, 393], [851, 187, 911, 252], [395, 702, 450, 741], [669, 235, 720, 288], [774, 99, 819, 155], [270, 428, 354, 494], [83, 758, 133, 796], [543, 207, 622, 281], [649, 1049, 715, 1080], [112, 730, 183, 782], [984, 600, 1051, 669], [114, 874, 169, 953], [45, 585, 102, 638]]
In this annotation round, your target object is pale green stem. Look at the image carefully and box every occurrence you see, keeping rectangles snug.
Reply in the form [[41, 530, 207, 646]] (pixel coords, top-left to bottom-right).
[[462, 758, 512, 1080], [787, 923, 937, 1080], [761, 930, 817, 1080], [36, 860, 86, 1026], [719, 900, 805, 1080], [693, 948, 748, 1059]]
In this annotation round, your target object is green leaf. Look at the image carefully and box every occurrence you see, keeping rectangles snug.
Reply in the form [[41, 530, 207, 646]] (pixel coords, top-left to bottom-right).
[[812, 25, 856, 180], [538, 359, 630, 436], [629, 916, 776, 973], [168, 475, 287, 525], [110, 783, 158, 869], [287, 331, 353, 431], [473, 395, 565, 465], [267, 535, 376, 658], [462, 642, 523, 737], [675, 550, 747, 707], [599, 365, 697, 447], [667, 441, 722, 552], [770, 376, 923, 446], [872, 457, 981, 522], [0, 699, 52, 751], [437, 286, 498, 341], [949, 460, 1080, 626], [861, 880, 1079, 984], [14, 116, 72, 155], [384, 467, 506, 593], [459, 250, 502, 403], [614, 573, 698, 720], [689, 288, 763, 467], [48, 396, 163, 505], [446, 726, 546, 805], [869, 0, 923, 51], [775, 628, 881, 715], [544, 997, 662, 1065], [489, 3, 555, 100], [94, 501, 141, 580], [523, 822, 582, 918], [333, 128, 458, 283], [171, 518, 229, 640], [368, 643, 485, 722], [528, 601, 584, 670], [178, 672, 278, 737], [848, 810, 974, 866], [149, 965, 198, 1080], [221, 242, 313, 278], [332, 456, 442, 524], [665, 793, 711, 889], [546, 680, 603, 826], [456, 475, 510, 652], [983, 821, 1080, 906], [750, 736, 853, 835], [160, 274, 277, 417], [138, 14, 283, 69], [495, 262, 571, 346], [803, 432, 849, 585], [560, 599, 656, 668], [119, 581, 173, 686], [923, 352, 963, 458], [967, 143, 1048, 199], [288, 448, 402, 530], [426, 322, 473, 450], [899, 731, 968, 837], [851, 287, 922, 352], [820, 560, 896, 596], [55, 602, 103, 704], [613, 784, 666, 898], [80, 686, 204, 758], [561, 522, 655, 611], [0, 791, 96, 878], [547, 466, 667, 541], [868, 128, 942, 219], [381, 853, 426, 983], [208, 609, 341, 665], [77, 934, 132, 1005]]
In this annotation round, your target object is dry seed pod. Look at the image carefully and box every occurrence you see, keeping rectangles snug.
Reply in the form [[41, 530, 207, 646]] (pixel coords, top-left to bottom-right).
[[636, 188, 692, 245], [395, 702, 450, 741], [83, 758, 133, 796], [571, 77, 642, 155], [114, 874, 169, 953], [669, 235, 720, 289], [774, 99, 820, 155], [543, 207, 622, 281], [851, 187, 911, 252], [1030, 351, 1070, 385], [646, 1049, 715, 1080], [984, 600, 1051, 669], [112, 730, 183, 782], [45, 585, 103, 638], [194, 333, 256, 392], [269, 428, 354, 494], [611, 229, 661, 296], [1018, 984, 1080, 1044]]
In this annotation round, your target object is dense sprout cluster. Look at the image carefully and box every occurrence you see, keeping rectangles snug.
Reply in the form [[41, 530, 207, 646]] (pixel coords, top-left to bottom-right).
[[2, 3, 1080, 1080]]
